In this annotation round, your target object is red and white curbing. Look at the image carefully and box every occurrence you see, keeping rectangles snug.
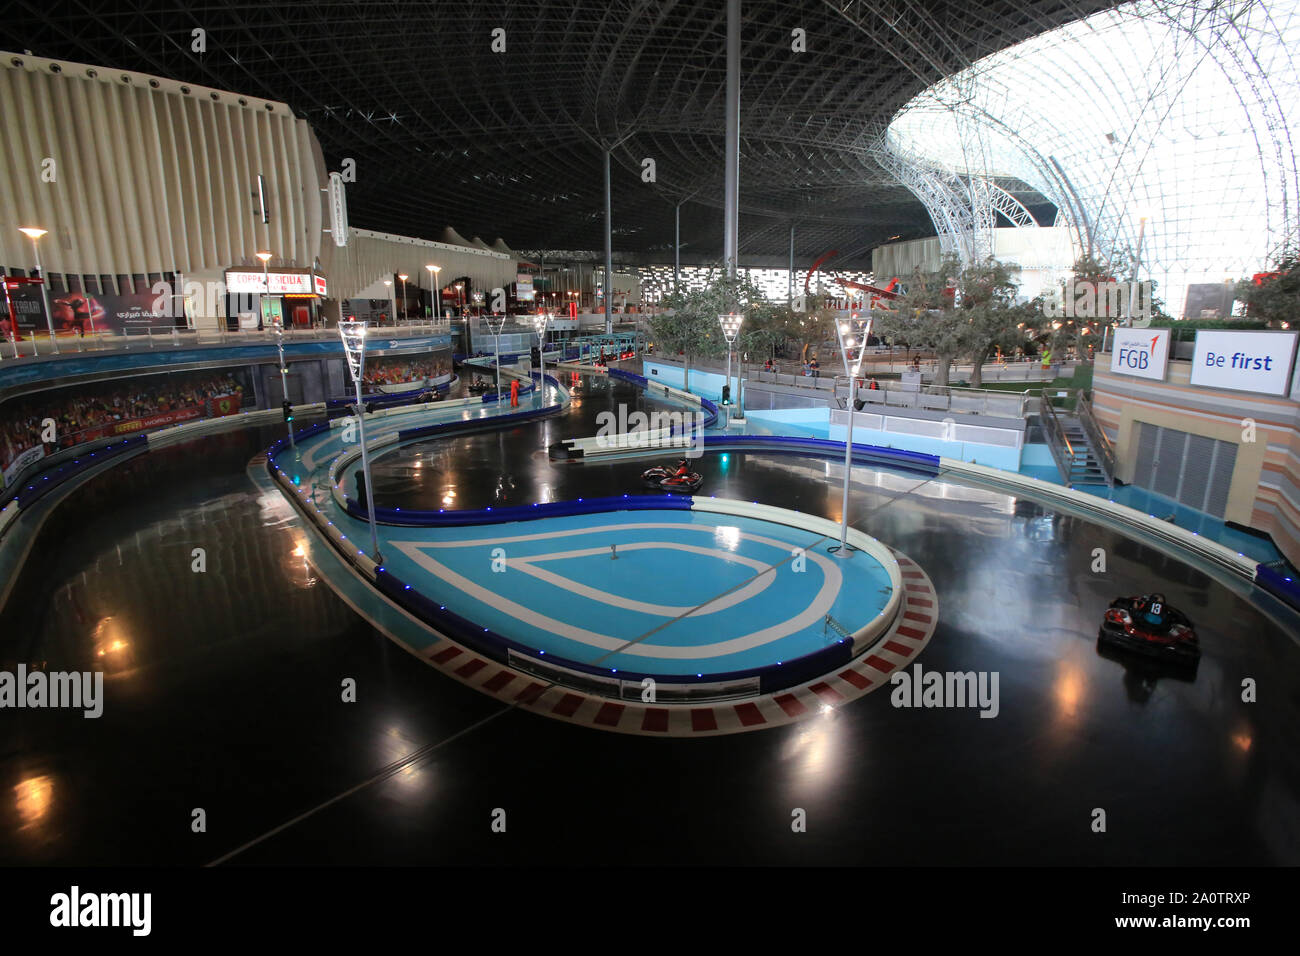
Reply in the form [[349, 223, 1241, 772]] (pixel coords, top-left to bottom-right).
[[415, 550, 938, 737]]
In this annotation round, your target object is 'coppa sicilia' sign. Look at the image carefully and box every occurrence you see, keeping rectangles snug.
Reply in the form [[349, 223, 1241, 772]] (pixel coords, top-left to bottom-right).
[[224, 271, 327, 296]]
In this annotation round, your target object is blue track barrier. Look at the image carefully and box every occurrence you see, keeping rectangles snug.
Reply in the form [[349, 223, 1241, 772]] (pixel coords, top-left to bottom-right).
[[349, 492, 691, 526], [8, 435, 147, 510], [700, 434, 940, 477], [699, 397, 720, 427], [324, 380, 452, 413], [1253, 563, 1300, 612], [607, 368, 649, 388]]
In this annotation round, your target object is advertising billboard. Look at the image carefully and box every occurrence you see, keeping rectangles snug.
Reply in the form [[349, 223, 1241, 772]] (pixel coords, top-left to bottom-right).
[[1110, 328, 1171, 381], [3, 279, 46, 333], [58, 292, 175, 333], [1190, 330, 1298, 395], [4, 286, 175, 336]]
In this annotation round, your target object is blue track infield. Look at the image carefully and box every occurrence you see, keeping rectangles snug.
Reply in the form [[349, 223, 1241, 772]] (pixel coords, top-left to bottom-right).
[[375, 508, 895, 676]]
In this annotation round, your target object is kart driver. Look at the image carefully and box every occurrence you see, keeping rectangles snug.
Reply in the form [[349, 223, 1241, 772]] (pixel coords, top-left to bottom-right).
[[672, 458, 690, 478], [1132, 593, 1171, 630]]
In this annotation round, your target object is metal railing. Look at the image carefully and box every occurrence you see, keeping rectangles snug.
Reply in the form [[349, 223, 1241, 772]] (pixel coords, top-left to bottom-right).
[[1076, 392, 1116, 487], [745, 358, 1069, 387], [1038, 394, 1077, 484], [1, 321, 449, 360]]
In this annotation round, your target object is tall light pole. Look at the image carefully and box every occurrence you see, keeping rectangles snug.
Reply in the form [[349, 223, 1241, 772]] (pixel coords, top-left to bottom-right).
[[339, 321, 383, 565], [383, 279, 394, 326], [831, 313, 873, 557], [788, 224, 795, 307], [19, 228, 56, 354], [675, 199, 683, 293], [426, 264, 441, 323], [604, 149, 613, 334], [534, 311, 551, 402], [722, 0, 740, 279], [718, 312, 744, 420], [488, 312, 507, 401], [2, 280, 18, 358], [397, 273, 409, 323], [256, 250, 273, 332], [258, 251, 293, 447], [1127, 216, 1148, 326]]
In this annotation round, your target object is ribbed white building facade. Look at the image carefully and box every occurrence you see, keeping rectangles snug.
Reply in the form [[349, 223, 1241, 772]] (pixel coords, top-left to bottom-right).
[[0, 52, 516, 310]]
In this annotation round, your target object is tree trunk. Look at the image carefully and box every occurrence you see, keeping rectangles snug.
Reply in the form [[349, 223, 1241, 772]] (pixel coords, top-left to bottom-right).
[[968, 346, 989, 389], [932, 356, 953, 387]]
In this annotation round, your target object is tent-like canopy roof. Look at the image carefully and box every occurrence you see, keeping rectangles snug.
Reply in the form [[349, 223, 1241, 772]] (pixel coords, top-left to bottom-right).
[[10, 0, 1123, 266]]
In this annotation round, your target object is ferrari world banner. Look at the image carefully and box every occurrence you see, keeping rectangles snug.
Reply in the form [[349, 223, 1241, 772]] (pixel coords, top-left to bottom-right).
[[69, 393, 244, 443]]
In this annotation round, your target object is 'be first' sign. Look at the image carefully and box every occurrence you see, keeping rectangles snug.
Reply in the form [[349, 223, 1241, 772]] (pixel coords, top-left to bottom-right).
[[1110, 328, 1171, 381], [1191, 330, 1298, 395]]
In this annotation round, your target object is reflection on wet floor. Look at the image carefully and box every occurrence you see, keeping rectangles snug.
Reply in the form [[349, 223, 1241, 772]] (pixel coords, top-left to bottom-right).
[[1, 388, 1298, 866]]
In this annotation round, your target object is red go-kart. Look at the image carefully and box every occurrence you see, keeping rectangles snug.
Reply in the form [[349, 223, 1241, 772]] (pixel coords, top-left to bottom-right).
[[1098, 594, 1200, 665], [642, 461, 703, 493]]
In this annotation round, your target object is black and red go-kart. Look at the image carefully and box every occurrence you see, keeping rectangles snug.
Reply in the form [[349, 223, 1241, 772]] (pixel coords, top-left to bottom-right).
[[641, 463, 704, 493], [1098, 595, 1200, 664]]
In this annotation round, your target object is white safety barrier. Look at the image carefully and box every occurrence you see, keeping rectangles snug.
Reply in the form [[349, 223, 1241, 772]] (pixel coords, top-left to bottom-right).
[[940, 458, 1258, 579], [564, 429, 697, 457]]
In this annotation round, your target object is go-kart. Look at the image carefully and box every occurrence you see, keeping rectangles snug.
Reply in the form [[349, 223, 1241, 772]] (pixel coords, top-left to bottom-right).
[[1098, 595, 1200, 665], [467, 378, 491, 394], [641, 463, 704, 493]]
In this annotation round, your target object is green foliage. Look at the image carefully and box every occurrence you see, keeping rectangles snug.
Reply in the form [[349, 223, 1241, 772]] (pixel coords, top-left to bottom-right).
[[1235, 248, 1300, 325], [651, 267, 845, 363], [652, 267, 776, 362], [1070, 253, 1117, 283], [872, 257, 962, 360], [873, 255, 1029, 386]]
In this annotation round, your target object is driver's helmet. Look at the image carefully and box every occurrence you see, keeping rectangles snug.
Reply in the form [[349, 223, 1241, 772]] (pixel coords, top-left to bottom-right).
[[1149, 593, 1167, 605]]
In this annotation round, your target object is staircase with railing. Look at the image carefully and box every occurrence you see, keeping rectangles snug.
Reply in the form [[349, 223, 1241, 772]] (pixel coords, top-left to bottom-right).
[[1040, 391, 1114, 488]]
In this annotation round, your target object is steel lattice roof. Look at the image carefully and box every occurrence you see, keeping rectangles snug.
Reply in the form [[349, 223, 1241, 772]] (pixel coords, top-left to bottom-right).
[[7, 0, 1122, 266]]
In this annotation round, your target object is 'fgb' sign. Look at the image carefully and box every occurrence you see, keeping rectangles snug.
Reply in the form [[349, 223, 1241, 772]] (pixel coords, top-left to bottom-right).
[[1110, 328, 1170, 381], [1190, 330, 1298, 395]]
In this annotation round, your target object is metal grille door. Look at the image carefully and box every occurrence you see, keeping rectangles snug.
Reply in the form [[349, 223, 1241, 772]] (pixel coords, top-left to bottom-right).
[[1131, 422, 1238, 518]]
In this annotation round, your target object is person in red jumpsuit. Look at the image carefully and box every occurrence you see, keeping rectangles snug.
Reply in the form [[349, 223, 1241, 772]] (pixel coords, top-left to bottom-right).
[[509, 378, 520, 408]]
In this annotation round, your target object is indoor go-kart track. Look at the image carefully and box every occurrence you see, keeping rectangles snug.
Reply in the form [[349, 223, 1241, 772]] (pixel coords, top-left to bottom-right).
[[1, 365, 1298, 866]]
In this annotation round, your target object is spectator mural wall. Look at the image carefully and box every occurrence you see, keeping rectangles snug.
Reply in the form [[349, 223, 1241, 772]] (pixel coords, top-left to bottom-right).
[[362, 350, 452, 391], [1, 368, 252, 489]]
